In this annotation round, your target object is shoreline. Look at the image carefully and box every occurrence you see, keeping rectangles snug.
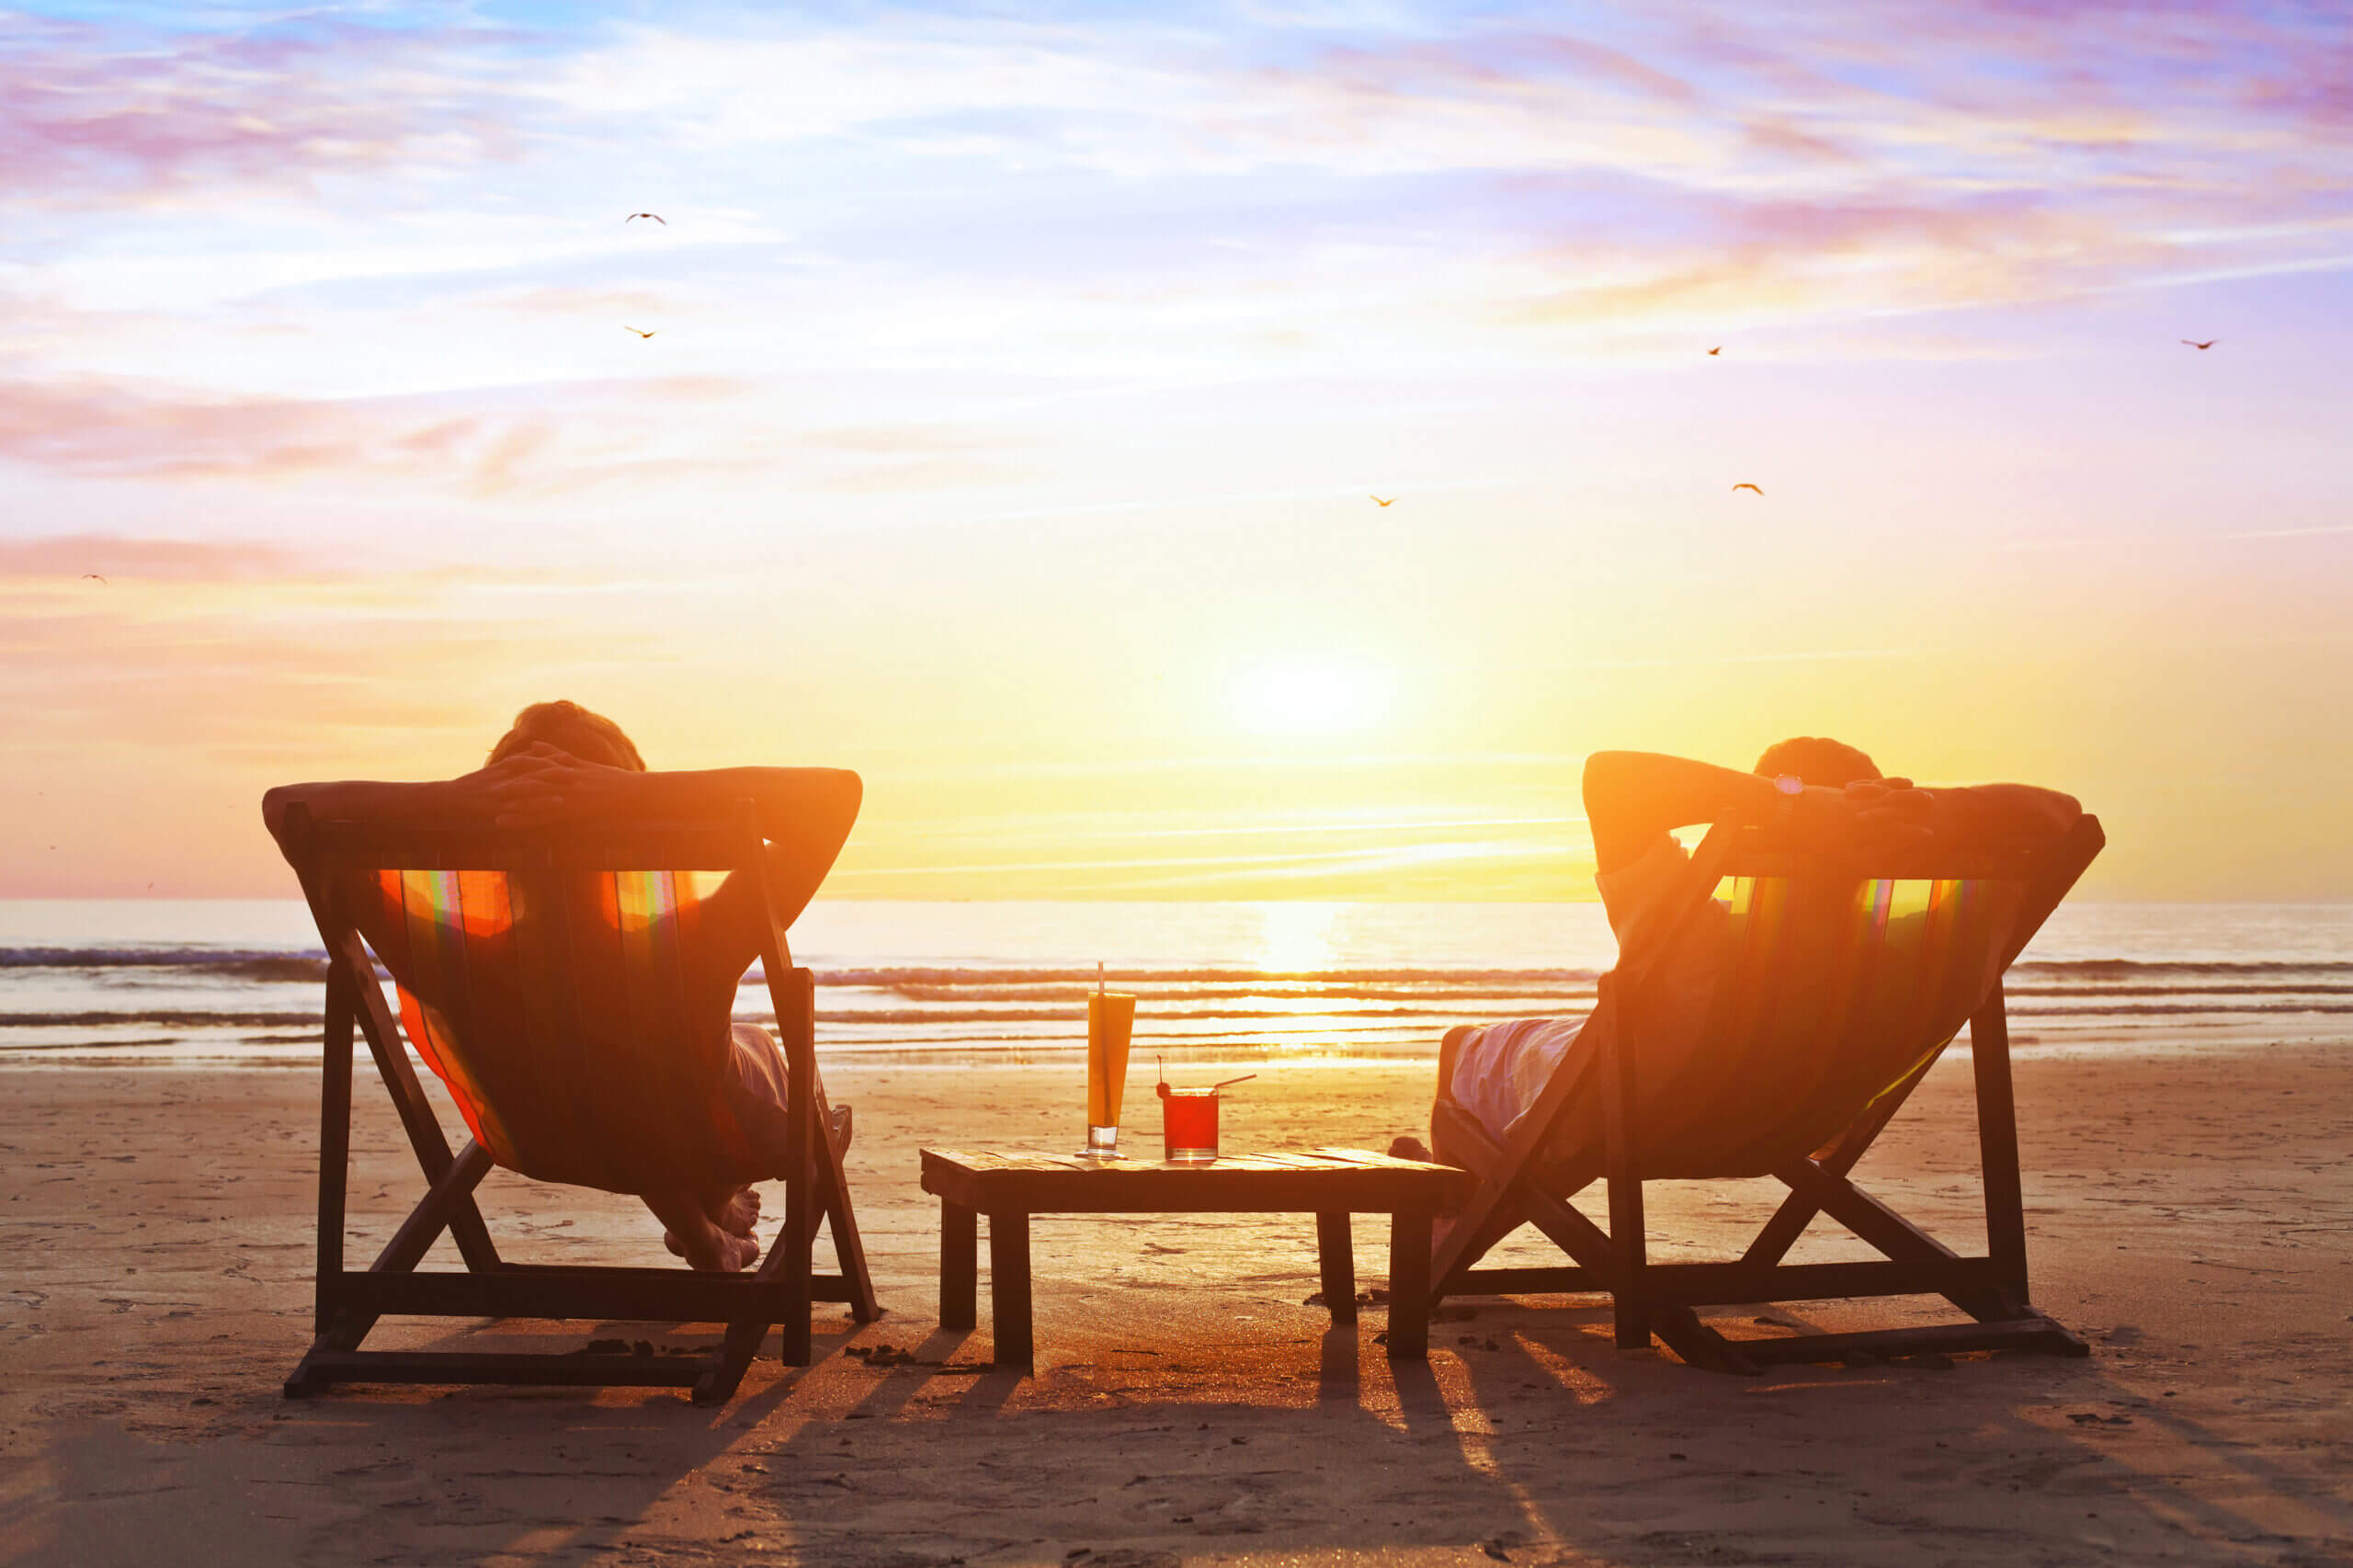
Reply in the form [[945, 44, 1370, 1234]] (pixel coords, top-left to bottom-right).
[[6, 1011, 2348, 1073]]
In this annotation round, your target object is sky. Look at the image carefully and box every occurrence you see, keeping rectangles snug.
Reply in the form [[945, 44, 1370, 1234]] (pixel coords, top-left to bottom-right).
[[3, 1, 2349, 901]]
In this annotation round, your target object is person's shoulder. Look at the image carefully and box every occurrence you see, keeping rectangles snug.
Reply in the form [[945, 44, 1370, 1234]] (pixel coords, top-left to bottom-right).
[[1597, 832, 1688, 890], [1596, 832, 1694, 921]]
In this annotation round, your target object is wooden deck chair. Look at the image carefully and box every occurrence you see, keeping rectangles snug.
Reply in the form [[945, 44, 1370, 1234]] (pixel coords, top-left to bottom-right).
[[275, 801, 879, 1404], [1429, 813, 2104, 1372]]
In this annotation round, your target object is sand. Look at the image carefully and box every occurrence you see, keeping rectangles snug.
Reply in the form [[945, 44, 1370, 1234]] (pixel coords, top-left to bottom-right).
[[3, 1035, 2350, 1567]]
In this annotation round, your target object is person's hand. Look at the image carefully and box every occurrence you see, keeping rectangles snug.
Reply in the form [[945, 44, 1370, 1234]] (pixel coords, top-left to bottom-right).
[[454, 744, 642, 829], [1844, 776, 1932, 845], [1790, 778, 1935, 854]]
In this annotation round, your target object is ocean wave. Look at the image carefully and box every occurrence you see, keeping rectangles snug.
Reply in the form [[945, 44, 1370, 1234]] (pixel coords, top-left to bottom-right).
[[2009, 959, 2353, 979], [2006, 983, 2353, 998], [0, 948, 329, 983], [2004, 1003, 2353, 1017], [0, 1011, 326, 1028]]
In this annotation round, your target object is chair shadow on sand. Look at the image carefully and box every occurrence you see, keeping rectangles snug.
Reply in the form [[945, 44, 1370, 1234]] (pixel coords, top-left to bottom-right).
[[186, 1273, 2349, 1568]]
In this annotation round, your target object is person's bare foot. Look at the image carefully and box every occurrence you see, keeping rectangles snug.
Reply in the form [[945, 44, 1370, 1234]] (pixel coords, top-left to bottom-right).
[[1389, 1134, 1435, 1163], [710, 1185, 760, 1238], [646, 1189, 758, 1271], [659, 1221, 758, 1271]]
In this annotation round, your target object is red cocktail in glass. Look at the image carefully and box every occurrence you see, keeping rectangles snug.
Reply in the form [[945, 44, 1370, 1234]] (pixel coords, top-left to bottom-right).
[[1161, 1088, 1219, 1162]]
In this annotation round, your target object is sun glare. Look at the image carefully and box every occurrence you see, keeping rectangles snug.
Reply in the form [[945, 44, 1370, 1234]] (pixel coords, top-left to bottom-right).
[[1233, 659, 1388, 737], [1255, 901, 1341, 974]]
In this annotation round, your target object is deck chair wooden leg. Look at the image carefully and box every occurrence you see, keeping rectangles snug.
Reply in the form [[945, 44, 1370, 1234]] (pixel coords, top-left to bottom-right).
[[708, 1300, 772, 1405], [772, 971, 820, 1366], [1971, 984, 2031, 1301], [1606, 1185, 1648, 1348], [1598, 1014, 1649, 1350], [313, 971, 356, 1342], [810, 1075, 881, 1323], [290, 979, 360, 1396]]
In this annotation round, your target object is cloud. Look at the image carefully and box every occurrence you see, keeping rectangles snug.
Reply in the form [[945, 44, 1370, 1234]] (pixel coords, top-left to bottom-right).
[[0, 366, 1038, 502], [1, 2, 2347, 497], [0, 13, 532, 210], [1510, 195, 2177, 330], [0, 532, 301, 582], [0, 370, 768, 494]]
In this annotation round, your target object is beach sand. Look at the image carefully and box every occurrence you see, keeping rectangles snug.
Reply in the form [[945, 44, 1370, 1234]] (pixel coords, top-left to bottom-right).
[[4, 1035, 2349, 1566]]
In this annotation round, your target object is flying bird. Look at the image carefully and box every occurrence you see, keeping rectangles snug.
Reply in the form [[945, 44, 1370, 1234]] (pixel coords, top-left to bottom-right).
[[1732, 483, 1763, 494], [2181, 338, 2216, 350], [1707, 346, 1722, 356], [1370, 494, 1395, 506], [81, 573, 107, 584], [623, 324, 657, 338], [626, 212, 666, 224]]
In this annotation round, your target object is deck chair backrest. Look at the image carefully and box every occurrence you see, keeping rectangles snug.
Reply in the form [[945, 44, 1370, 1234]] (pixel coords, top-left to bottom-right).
[[1617, 821, 2102, 1180], [283, 811, 782, 1198]]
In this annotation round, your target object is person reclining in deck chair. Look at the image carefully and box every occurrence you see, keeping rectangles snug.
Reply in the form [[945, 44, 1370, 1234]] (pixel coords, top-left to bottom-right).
[[1392, 739, 2082, 1169], [261, 699, 857, 1275]]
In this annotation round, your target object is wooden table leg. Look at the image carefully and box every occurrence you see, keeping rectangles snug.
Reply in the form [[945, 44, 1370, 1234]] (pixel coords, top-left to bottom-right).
[[1386, 1210, 1431, 1359], [989, 1210, 1033, 1369], [940, 1199, 977, 1331], [1315, 1211, 1356, 1324]]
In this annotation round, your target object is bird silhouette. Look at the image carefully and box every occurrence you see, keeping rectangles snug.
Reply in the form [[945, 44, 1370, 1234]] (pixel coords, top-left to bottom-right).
[[1732, 483, 1763, 494], [80, 574, 107, 584], [1707, 347, 1722, 356], [2181, 338, 2216, 350], [1370, 494, 1395, 506], [626, 212, 666, 224], [623, 325, 657, 338]]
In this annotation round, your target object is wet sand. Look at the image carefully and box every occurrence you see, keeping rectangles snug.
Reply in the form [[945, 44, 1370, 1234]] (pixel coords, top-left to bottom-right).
[[3, 1035, 2349, 1566]]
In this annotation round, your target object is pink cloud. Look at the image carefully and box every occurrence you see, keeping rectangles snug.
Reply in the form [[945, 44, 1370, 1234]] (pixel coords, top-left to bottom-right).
[[0, 372, 761, 495], [1309, 32, 1698, 106], [0, 15, 530, 210], [0, 532, 301, 582]]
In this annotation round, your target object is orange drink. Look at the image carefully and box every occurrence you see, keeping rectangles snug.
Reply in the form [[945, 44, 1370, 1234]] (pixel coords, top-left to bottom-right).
[[1085, 991, 1136, 1156]]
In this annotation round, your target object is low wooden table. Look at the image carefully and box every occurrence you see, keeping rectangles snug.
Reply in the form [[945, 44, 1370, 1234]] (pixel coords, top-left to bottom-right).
[[917, 1148, 1472, 1369]]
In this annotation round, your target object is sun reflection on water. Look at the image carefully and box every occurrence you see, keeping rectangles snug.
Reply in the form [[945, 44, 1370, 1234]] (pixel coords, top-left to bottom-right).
[[1253, 901, 1342, 976]]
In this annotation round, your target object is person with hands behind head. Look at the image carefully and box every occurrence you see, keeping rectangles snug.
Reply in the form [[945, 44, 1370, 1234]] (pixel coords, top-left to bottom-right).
[[1394, 736, 2080, 1168], [261, 700, 860, 1274]]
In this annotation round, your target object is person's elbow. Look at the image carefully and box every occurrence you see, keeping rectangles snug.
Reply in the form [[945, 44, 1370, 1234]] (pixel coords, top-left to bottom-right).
[[1580, 752, 1639, 818], [825, 769, 862, 830], [260, 786, 293, 845], [803, 768, 863, 848]]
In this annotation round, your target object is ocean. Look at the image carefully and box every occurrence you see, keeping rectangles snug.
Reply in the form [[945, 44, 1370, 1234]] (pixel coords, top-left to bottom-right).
[[3, 898, 2348, 1068]]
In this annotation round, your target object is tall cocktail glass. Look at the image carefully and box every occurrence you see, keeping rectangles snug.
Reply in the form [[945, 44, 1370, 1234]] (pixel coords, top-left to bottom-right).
[[1085, 991, 1136, 1157]]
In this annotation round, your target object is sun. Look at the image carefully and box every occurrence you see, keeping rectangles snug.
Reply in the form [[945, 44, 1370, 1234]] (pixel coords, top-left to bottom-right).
[[1233, 658, 1388, 737]]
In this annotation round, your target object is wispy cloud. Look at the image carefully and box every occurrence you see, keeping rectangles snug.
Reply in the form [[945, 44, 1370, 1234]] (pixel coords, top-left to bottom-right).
[[0, 12, 535, 210]]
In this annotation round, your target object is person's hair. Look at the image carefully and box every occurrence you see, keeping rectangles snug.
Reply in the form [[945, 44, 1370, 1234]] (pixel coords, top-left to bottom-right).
[[1753, 735, 1880, 788], [487, 700, 646, 771]]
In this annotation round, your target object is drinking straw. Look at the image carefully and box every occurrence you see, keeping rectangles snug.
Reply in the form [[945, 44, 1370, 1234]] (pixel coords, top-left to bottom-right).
[[1211, 1074, 1257, 1091], [1097, 960, 1105, 997]]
